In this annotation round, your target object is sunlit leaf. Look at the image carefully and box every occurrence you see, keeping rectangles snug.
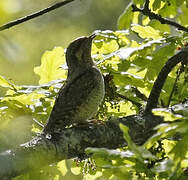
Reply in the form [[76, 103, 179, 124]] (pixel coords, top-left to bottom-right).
[[0, 75, 15, 89], [86, 147, 134, 159], [152, 108, 180, 121], [171, 103, 188, 116], [57, 160, 68, 176], [117, 3, 133, 30], [4, 90, 45, 105], [158, 0, 177, 17], [93, 40, 119, 55], [152, 0, 162, 11], [152, 159, 174, 173], [132, 25, 162, 40], [170, 133, 188, 161], [133, 0, 145, 5], [34, 47, 67, 84]]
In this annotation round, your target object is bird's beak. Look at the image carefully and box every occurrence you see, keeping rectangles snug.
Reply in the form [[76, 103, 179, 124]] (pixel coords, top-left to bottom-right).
[[84, 34, 96, 49], [88, 34, 97, 40]]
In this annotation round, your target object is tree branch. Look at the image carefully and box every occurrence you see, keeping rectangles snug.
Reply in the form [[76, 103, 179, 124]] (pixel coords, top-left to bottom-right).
[[144, 0, 150, 10], [167, 66, 182, 107], [115, 92, 142, 110], [1, 45, 187, 178], [0, 0, 76, 31], [144, 50, 188, 114], [131, 3, 188, 33], [0, 114, 163, 178]]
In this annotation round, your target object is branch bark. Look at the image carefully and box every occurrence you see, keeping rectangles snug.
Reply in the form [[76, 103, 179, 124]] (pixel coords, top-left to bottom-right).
[[0, 49, 187, 178], [0, 0, 76, 31], [131, 3, 188, 33], [145, 50, 188, 113], [0, 114, 163, 178]]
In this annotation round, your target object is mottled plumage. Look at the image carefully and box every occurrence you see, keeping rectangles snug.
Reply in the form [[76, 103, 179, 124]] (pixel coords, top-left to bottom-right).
[[44, 35, 104, 134]]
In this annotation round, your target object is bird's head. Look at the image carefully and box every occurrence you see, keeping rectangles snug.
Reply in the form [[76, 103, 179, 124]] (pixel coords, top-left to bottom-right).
[[65, 34, 96, 71]]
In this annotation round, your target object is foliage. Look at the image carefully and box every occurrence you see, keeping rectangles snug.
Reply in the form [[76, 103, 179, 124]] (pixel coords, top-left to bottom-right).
[[0, 0, 127, 86], [0, 0, 188, 179]]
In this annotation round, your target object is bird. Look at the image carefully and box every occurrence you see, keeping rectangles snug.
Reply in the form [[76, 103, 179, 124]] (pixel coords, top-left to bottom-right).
[[43, 34, 105, 135]]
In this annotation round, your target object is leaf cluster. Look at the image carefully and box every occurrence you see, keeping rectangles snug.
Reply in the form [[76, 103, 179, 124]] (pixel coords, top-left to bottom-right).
[[0, 0, 188, 179]]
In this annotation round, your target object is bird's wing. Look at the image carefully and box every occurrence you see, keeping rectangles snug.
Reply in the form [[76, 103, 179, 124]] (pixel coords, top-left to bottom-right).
[[44, 67, 104, 132]]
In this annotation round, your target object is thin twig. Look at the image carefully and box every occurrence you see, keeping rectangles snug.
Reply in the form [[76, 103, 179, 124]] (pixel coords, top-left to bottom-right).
[[167, 67, 182, 107], [115, 92, 142, 109], [144, 0, 150, 10], [32, 118, 44, 128], [130, 86, 148, 101], [131, 3, 188, 33], [0, 0, 76, 31], [144, 50, 188, 114]]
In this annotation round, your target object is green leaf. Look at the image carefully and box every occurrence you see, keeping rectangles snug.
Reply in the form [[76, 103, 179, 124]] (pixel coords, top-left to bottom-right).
[[86, 147, 134, 160], [120, 124, 141, 155], [114, 72, 145, 88], [145, 42, 176, 81], [34, 47, 67, 85], [149, 20, 170, 33], [152, 0, 162, 11], [114, 39, 163, 61], [4, 90, 45, 105], [117, 3, 133, 30], [178, 4, 188, 26], [172, 103, 188, 116], [93, 39, 119, 55], [132, 25, 162, 40], [158, 0, 177, 17], [0, 75, 15, 89], [170, 133, 188, 161], [120, 124, 156, 161], [176, 0, 185, 6], [133, 0, 145, 5], [153, 159, 174, 173]]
